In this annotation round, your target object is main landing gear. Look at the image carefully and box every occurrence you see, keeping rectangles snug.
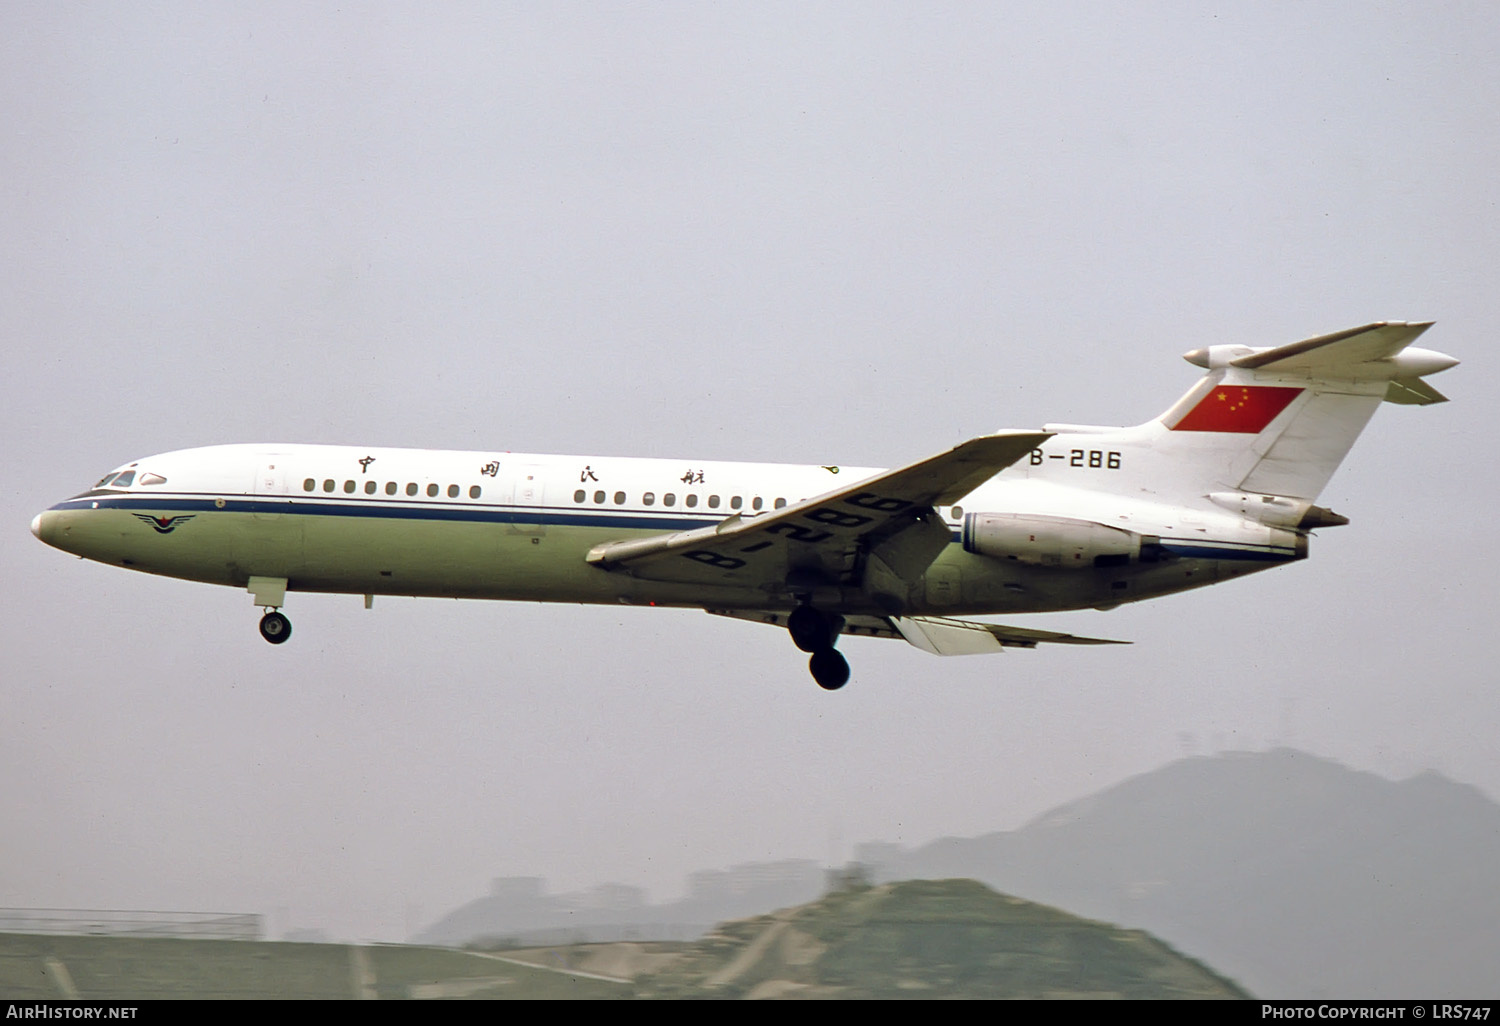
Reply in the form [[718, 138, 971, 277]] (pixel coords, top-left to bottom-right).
[[248, 577, 292, 646], [788, 605, 850, 691], [259, 610, 292, 644]]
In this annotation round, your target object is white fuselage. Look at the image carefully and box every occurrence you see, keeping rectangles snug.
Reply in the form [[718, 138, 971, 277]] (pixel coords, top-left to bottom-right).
[[32, 441, 1285, 618]]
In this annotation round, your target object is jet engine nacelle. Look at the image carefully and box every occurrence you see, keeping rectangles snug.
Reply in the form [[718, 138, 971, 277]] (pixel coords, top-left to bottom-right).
[[1206, 491, 1349, 531], [962, 513, 1140, 569]]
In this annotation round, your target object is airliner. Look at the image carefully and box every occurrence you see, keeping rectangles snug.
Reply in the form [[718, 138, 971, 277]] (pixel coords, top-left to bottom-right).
[[31, 322, 1455, 690]]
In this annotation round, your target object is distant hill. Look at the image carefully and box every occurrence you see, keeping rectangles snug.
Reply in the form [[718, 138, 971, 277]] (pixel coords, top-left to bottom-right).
[[410, 747, 1499, 997], [862, 748, 1500, 998], [631, 878, 1246, 999]]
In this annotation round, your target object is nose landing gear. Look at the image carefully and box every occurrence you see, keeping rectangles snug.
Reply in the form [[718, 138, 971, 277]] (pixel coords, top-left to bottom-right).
[[247, 577, 292, 646], [788, 605, 850, 690], [258, 610, 292, 644]]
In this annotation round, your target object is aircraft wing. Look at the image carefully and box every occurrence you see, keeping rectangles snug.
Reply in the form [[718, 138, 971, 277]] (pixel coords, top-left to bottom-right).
[[585, 430, 1050, 593], [707, 609, 1127, 654]]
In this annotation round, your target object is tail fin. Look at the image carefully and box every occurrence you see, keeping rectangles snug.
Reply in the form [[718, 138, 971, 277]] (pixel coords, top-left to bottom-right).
[[1043, 322, 1457, 504]]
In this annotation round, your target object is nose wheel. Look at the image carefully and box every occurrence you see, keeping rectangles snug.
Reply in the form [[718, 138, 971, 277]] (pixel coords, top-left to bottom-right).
[[789, 605, 850, 690], [258, 610, 292, 645]]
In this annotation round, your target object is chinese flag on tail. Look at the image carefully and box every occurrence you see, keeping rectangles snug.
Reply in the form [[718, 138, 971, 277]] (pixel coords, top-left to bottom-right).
[[1171, 385, 1302, 433]]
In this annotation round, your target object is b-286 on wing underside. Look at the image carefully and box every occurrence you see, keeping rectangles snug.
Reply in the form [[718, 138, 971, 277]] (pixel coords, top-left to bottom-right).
[[32, 322, 1456, 690]]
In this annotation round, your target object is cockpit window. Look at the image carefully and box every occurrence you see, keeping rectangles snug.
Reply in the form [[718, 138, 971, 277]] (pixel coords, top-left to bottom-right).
[[95, 473, 119, 488], [138, 473, 167, 486], [111, 471, 136, 488]]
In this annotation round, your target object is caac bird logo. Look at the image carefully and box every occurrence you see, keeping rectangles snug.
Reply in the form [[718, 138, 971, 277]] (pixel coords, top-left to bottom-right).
[[133, 513, 196, 534]]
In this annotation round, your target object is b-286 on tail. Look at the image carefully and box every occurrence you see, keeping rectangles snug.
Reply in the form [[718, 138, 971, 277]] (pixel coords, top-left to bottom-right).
[[32, 322, 1456, 690]]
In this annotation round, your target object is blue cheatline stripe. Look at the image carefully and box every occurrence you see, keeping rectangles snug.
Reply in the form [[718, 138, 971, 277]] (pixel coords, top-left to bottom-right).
[[50, 495, 722, 533], [1157, 539, 1298, 561], [50, 494, 971, 543]]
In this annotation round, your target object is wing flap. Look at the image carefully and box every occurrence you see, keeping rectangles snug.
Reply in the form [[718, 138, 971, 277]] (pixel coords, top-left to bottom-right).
[[706, 609, 1128, 655], [893, 615, 1128, 655]]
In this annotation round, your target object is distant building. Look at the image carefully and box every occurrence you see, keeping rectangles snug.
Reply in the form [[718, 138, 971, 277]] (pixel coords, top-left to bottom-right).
[[571, 883, 646, 912]]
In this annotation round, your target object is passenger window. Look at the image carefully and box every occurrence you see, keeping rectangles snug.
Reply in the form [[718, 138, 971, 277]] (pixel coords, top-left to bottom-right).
[[304, 479, 316, 492], [323, 479, 336, 493], [664, 493, 676, 507], [406, 483, 418, 496], [752, 496, 763, 511], [774, 498, 787, 509], [365, 481, 377, 494], [469, 485, 481, 499], [708, 495, 720, 509], [426, 483, 439, 497], [575, 489, 586, 503], [686, 494, 698, 508], [643, 492, 655, 506], [344, 480, 356, 494], [385, 482, 397, 495], [952, 506, 964, 520], [594, 490, 605, 504], [447, 484, 459, 498], [730, 496, 742, 509], [614, 491, 626, 505]]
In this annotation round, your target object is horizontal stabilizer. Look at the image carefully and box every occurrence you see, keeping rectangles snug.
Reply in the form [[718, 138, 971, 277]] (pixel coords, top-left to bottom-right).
[[1229, 321, 1435, 371], [1182, 322, 1457, 393]]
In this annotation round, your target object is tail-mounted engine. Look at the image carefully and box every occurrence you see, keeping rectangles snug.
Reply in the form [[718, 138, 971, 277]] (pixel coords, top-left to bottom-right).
[[963, 509, 1312, 568], [1206, 492, 1349, 531], [962, 513, 1143, 569]]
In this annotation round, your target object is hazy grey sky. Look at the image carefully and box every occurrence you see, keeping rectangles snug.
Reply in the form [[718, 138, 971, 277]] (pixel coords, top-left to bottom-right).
[[4, 2, 1497, 941]]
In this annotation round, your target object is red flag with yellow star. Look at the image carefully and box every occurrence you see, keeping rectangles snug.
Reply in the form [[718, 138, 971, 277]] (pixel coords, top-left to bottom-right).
[[1171, 385, 1302, 433]]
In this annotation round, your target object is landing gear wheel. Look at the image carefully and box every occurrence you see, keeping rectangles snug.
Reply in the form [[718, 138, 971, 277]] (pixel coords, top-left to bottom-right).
[[259, 610, 292, 645], [809, 648, 850, 691], [788, 605, 833, 653]]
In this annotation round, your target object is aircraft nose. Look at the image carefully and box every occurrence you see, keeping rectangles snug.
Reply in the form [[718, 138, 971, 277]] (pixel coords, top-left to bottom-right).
[[30, 510, 57, 546], [31, 508, 85, 554]]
